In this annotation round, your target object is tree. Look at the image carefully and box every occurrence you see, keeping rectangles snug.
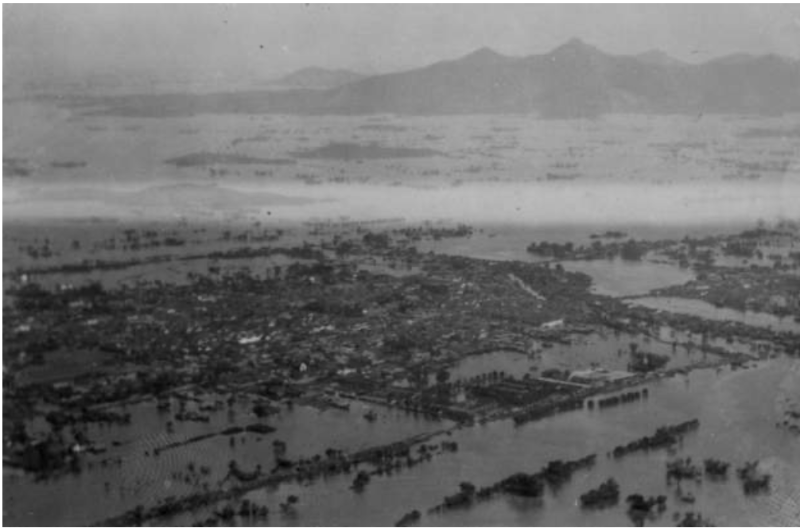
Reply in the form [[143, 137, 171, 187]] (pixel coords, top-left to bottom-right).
[[620, 239, 645, 261], [459, 481, 476, 496], [132, 505, 145, 525]]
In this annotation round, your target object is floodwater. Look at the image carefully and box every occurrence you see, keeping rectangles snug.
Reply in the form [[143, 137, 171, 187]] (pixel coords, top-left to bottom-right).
[[162, 358, 800, 527], [559, 259, 695, 297], [419, 229, 696, 297], [537, 331, 708, 372], [5, 330, 747, 527], [2, 397, 447, 527], [629, 297, 800, 335], [17, 254, 309, 291], [417, 222, 746, 264], [445, 330, 711, 383], [428, 359, 800, 527]]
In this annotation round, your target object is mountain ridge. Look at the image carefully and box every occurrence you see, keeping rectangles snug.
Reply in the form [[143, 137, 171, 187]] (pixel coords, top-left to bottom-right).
[[71, 38, 800, 118], [312, 38, 800, 117]]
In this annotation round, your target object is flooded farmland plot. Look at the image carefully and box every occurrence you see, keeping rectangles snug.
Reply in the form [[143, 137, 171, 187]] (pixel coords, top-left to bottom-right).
[[4, 5, 800, 527], [4, 395, 448, 526]]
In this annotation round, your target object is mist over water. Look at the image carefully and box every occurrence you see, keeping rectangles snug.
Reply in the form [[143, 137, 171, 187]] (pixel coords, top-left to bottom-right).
[[242, 180, 800, 225], [6, 180, 800, 228]]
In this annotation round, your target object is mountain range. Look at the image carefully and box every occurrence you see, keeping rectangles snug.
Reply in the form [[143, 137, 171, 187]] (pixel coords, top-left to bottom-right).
[[75, 38, 800, 118]]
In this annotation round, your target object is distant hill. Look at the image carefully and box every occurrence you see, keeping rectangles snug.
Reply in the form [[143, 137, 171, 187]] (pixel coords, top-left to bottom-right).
[[270, 67, 366, 90], [74, 38, 800, 118], [315, 38, 800, 117]]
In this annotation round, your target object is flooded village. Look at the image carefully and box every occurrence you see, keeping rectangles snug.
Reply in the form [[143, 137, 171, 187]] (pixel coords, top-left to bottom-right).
[[4, 4, 800, 527], [3, 217, 800, 526]]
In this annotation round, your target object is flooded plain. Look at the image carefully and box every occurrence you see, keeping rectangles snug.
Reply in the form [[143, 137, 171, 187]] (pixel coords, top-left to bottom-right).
[[3, 397, 448, 526], [4, 216, 799, 526], [153, 358, 800, 527], [4, 98, 800, 527]]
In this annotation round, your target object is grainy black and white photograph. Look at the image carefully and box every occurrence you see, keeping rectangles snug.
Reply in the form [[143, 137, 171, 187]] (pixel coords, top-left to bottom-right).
[[2, 3, 800, 527]]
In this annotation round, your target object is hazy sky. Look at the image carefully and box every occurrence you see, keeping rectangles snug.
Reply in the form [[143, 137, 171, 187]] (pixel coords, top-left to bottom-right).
[[5, 4, 800, 86]]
